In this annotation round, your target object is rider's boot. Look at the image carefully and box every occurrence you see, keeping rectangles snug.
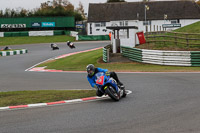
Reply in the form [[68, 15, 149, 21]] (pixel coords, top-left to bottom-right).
[[118, 81, 124, 89], [118, 82, 126, 97]]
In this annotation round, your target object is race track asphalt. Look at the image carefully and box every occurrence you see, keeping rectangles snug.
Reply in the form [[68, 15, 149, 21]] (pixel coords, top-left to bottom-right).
[[1, 41, 200, 133], [0, 41, 108, 91]]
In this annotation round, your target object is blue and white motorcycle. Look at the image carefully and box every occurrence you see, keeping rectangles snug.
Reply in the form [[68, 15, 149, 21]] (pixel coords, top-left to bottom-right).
[[95, 72, 126, 101]]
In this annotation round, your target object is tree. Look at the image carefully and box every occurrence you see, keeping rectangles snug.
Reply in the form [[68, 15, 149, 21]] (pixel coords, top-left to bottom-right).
[[4, 8, 11, 17], [0, 0, 83, 21], [0, 10, 3, 17], [75, 2, 86, 20], [197, 0, 200, 6], [107, 0, 125, 2]]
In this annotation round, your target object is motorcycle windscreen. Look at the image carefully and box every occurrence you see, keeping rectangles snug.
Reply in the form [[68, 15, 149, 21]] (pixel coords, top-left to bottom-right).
[[96, 76, 104, 85]]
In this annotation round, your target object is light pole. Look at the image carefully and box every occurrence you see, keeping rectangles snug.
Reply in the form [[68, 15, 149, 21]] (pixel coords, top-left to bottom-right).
[[145, 4, 149, 33], [164, 14, 167, 31]]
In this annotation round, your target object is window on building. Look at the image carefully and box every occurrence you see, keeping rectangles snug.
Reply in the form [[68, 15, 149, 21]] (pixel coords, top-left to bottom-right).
[[95, 22, 106, 27], [119, 21, 128, 26], [95, 23, 101, 27], [125, 21, 128, 26], [171, 20, 177, 24], [101, 22, 106, 27], [90, 23, 92, 34], [120, 21, 124, 26], [143, 21, 151, 25]]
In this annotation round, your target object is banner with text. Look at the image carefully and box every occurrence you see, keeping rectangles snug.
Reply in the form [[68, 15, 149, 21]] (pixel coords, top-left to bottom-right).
[[41, 22, 55, 27], [1, 24, 26, 28]]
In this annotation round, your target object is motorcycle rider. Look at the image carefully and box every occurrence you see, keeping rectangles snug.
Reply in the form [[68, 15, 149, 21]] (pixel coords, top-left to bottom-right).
[[86, 64, 124, 97], [50, 43, 59, 50], [67, 41, 75, 49]]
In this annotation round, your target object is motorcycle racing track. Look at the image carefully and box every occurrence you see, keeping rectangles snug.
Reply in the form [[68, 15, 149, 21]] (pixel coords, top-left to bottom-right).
[[1, 41, 200, 133]]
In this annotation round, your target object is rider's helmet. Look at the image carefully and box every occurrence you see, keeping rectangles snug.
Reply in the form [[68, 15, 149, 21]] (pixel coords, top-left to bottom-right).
[[86, 64, 95, 76]]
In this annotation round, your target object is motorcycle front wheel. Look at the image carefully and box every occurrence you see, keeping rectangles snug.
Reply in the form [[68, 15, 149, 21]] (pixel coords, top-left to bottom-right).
[[105, 86, 120, 101]]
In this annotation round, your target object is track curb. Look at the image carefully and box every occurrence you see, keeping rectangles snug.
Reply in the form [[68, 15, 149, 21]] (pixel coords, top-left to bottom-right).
[[0, 96, 107, 111], [0, 90, 132, 111]]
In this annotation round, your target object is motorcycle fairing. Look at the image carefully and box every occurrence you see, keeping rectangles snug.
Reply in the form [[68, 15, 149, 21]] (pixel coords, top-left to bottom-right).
[[95, 72, 119, 93], [96, 76, 104, 85]]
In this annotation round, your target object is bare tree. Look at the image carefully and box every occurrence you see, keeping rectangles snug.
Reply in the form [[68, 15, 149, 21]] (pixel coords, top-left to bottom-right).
[[76, 2, 85, 19]]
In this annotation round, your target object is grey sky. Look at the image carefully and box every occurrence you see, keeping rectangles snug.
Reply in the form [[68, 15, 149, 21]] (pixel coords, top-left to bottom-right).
[[0, 0, 141, 13]]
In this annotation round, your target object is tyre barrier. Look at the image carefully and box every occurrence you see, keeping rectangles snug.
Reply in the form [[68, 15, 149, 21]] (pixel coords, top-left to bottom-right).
[[0, 49, 28, 56], [103, 45, 111, 63], [121, 46, 200, 66]]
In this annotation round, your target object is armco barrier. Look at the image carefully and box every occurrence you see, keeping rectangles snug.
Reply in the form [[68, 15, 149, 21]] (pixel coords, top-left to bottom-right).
[[121, 46, 200, 66], [53, 30, 64, 35], [0, 49, 28, 56], [121, 47, 142, 62], [78, 35, 110, 41]]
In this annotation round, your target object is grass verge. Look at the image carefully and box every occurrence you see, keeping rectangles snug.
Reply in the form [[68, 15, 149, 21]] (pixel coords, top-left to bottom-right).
[[0, 49, 23, 51], [0, 35, 75, 46], [38, 48, 200, 72], [0, 90, 96, 107]]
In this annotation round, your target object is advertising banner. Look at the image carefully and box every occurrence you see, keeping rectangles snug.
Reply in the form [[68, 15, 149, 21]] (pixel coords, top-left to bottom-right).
[[41, 22, 55, 27], [1, 24, 26, 28], [32, 22, 41, 28], [162, 24, 181, 28]]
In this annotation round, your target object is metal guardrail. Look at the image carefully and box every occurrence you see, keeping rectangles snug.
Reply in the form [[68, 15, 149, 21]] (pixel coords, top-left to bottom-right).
[[103, 45, 111, 63], [121, 46, 200, 66]]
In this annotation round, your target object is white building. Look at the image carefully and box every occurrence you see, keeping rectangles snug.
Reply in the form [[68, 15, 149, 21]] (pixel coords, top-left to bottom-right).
[[87, 1, 200, 35]]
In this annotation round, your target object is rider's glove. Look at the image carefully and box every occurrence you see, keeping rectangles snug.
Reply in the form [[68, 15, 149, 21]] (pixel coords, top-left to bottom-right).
[[105, 71, 110, 76]]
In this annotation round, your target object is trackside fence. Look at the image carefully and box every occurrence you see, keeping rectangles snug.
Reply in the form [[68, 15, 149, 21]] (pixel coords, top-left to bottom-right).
[[145, 31, 200, 48], [121, 46, 200, 66]]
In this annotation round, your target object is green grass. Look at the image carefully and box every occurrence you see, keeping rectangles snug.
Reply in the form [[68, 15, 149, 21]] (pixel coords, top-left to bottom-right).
[[39, 48, 103, 71], [0, 90, 96, 107], [38, 49, 200, 72], [0, 35, 75, 46], [175, 21, 200, 33]]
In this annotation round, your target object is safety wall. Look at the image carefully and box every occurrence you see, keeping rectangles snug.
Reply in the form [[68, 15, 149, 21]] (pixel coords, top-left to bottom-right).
[[121, 46, 200, 66], [29, 31, 54, 36], [0, 32, 3, 37], [0, 30, 71, 37], [4, 31, 29, 37], [0, 49, 28, 56], [78, 35, 110, 41], [0, 17, 75, 28]]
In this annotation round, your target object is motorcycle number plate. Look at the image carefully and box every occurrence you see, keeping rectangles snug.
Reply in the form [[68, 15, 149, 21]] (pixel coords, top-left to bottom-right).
[[96, 76, 104, 85]]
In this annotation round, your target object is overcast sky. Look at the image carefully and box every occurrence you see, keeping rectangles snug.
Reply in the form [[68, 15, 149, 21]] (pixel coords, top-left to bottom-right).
[[0, 0, 142, 13]]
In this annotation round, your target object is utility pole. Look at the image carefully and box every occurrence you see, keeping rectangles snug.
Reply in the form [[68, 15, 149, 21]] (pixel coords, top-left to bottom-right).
[[144, 4, 149, 33]]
